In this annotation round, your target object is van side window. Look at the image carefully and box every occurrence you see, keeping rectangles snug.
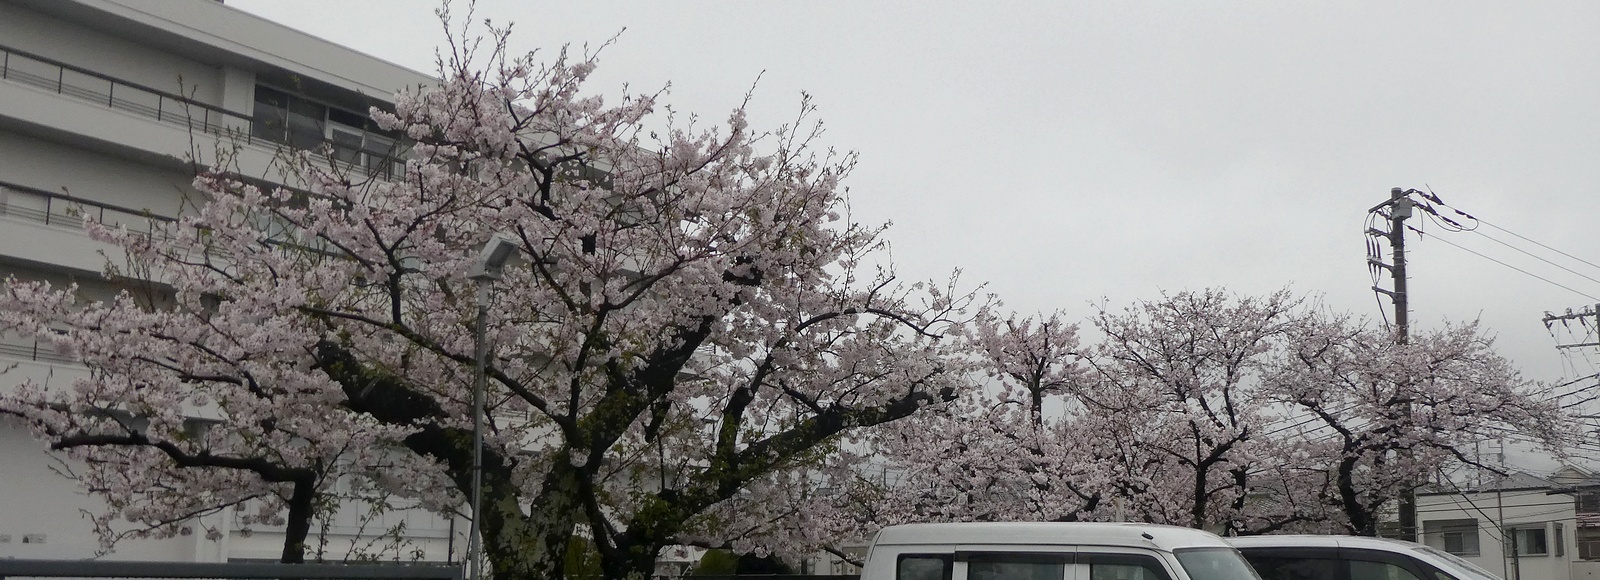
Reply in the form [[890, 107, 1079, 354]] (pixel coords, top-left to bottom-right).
[[1246, 556, 1342, 580], [1084, 553, 1173, 580], [963, 552, 1072, 580], [898, 554, 953, 580], [1350, 560, 1422, 580]]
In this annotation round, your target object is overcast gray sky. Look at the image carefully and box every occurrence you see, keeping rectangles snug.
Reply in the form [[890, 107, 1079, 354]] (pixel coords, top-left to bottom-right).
[[229, 1, 1600, 438]]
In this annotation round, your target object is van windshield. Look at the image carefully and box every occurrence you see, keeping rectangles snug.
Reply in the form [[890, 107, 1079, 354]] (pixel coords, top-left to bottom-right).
[[1173, 548, 1263, 580]]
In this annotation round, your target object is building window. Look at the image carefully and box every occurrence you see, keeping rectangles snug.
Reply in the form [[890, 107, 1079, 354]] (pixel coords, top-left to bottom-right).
[[251, 85, 403, 176], [252, 85, 325, 150], [328, 107, 401, 175], [1556, 523, 1566, 557], [1423, 519, 1480, 556], [1577, 528, 1600, 560], [1508, 527, 1548, 556], [1577, 492, 1600, 514]]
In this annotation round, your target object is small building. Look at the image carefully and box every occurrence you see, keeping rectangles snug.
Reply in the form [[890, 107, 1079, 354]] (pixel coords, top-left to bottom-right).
[[1416, 467, 1600, 580]]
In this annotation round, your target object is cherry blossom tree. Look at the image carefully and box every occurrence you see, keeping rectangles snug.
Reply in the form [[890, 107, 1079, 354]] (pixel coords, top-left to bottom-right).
[[1266, 315, 1573, 535], [0, 19, 983, 580], [0, 272, 439, 563], [861, 288, 1572, 541], [868, 311, 1112, 523], [1084, 289, 1308, 534]]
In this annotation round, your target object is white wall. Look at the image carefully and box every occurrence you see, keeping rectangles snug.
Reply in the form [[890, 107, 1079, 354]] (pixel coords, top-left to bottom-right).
[[0, 2, 225, 106], [1420, 489, 1577, 580], [0, 128, 196, 218], [0, 413, 210, 561]]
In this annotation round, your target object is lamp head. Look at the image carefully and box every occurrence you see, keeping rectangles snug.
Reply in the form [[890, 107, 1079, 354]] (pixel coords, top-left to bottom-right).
[[468, 233, 519, 280]]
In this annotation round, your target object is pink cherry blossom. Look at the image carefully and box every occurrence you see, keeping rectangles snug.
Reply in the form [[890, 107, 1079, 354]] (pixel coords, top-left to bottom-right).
[[0, 16, 985, 579]]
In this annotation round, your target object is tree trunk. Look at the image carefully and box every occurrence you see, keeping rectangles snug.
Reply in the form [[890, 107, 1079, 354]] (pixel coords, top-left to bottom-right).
[[281, 477, 315, 563], [1191, 464, 1210, 529], [601, 540, 665, 580], [478, 463, 582, 579], [1336, 454, 1377, 535]]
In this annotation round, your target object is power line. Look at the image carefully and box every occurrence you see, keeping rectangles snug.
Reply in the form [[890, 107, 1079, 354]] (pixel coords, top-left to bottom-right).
[[1471, 229, 1600, 287], [1434, 477, 1506, 544], [1407, 224, 1600, 302], [1411, 187, 1599, 276], [1479, 219, 1600, 274]]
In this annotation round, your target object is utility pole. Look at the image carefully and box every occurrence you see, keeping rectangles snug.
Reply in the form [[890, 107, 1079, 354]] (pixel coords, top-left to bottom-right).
[[1390, 187, 1415, 542], [1390, 186, 1410, 348], [1368, 186, 1415, 539], [1497, 439, 1509, 580]]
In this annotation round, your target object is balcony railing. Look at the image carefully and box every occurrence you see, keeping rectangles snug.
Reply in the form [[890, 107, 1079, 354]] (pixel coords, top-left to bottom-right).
[[0, 43, 247, 135], [0, 183, 175, 366], [0, 336, 75, 365], [0, 44, 405, 178], [0, 179, 176, 237]]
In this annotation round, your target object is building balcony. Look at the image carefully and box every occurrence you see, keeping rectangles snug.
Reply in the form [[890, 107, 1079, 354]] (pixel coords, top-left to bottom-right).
[[0, 44, 404, 181]]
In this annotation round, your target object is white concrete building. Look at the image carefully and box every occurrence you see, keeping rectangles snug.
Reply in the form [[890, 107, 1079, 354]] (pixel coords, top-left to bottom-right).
[[0, 0, 457, 564], [1418, 468, 1600, 580]]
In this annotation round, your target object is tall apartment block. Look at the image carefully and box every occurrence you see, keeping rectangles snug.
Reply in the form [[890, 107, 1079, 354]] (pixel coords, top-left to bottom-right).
[[0, 0, 464, 563]]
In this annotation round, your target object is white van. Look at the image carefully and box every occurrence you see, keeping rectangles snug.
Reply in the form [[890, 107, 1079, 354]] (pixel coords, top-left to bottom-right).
[[860, 522, 1262, 580], [1227, 535, 1502, 580]]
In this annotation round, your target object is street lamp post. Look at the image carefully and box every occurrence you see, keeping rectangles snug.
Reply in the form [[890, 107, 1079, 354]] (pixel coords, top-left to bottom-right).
[[466, 234, 518, 580]]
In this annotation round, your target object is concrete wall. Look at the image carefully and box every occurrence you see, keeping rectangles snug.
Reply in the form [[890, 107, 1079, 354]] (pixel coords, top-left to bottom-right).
[[1576, 562, 1600, 580], [0, 411, 468, 563], [0, 2, 225, 106], [0, 128, 196, 217], [0, 394, 209, 561]]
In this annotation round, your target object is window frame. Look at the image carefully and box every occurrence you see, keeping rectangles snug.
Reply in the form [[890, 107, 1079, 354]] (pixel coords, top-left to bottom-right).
[[250, 84, 405, 177], [1507, 526, 1549, 557], [1422, 518, 1481, 557], [896, 553, 953, 580], [1576, 527, 1600, 561]]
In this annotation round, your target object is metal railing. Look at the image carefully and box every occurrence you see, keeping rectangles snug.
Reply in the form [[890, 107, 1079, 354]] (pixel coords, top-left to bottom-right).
[[0, 337, 75, 365], [0, 181, 179, 367], [0, 559, 462, 580], [0, 180, 177, 237], [0, 44, 406, 179], [0, 44, 249, 135]]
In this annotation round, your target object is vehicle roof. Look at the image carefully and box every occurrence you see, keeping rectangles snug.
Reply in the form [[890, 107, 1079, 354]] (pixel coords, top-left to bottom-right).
[[1226, 535, 1424, 552], [872, 522, 1232, 552]]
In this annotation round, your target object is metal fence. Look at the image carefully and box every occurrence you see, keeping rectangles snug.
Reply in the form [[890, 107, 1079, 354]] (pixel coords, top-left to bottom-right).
[[0, 561, 862, 580], [0, 337, 74, 365], [0, 559, 461, 580]]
